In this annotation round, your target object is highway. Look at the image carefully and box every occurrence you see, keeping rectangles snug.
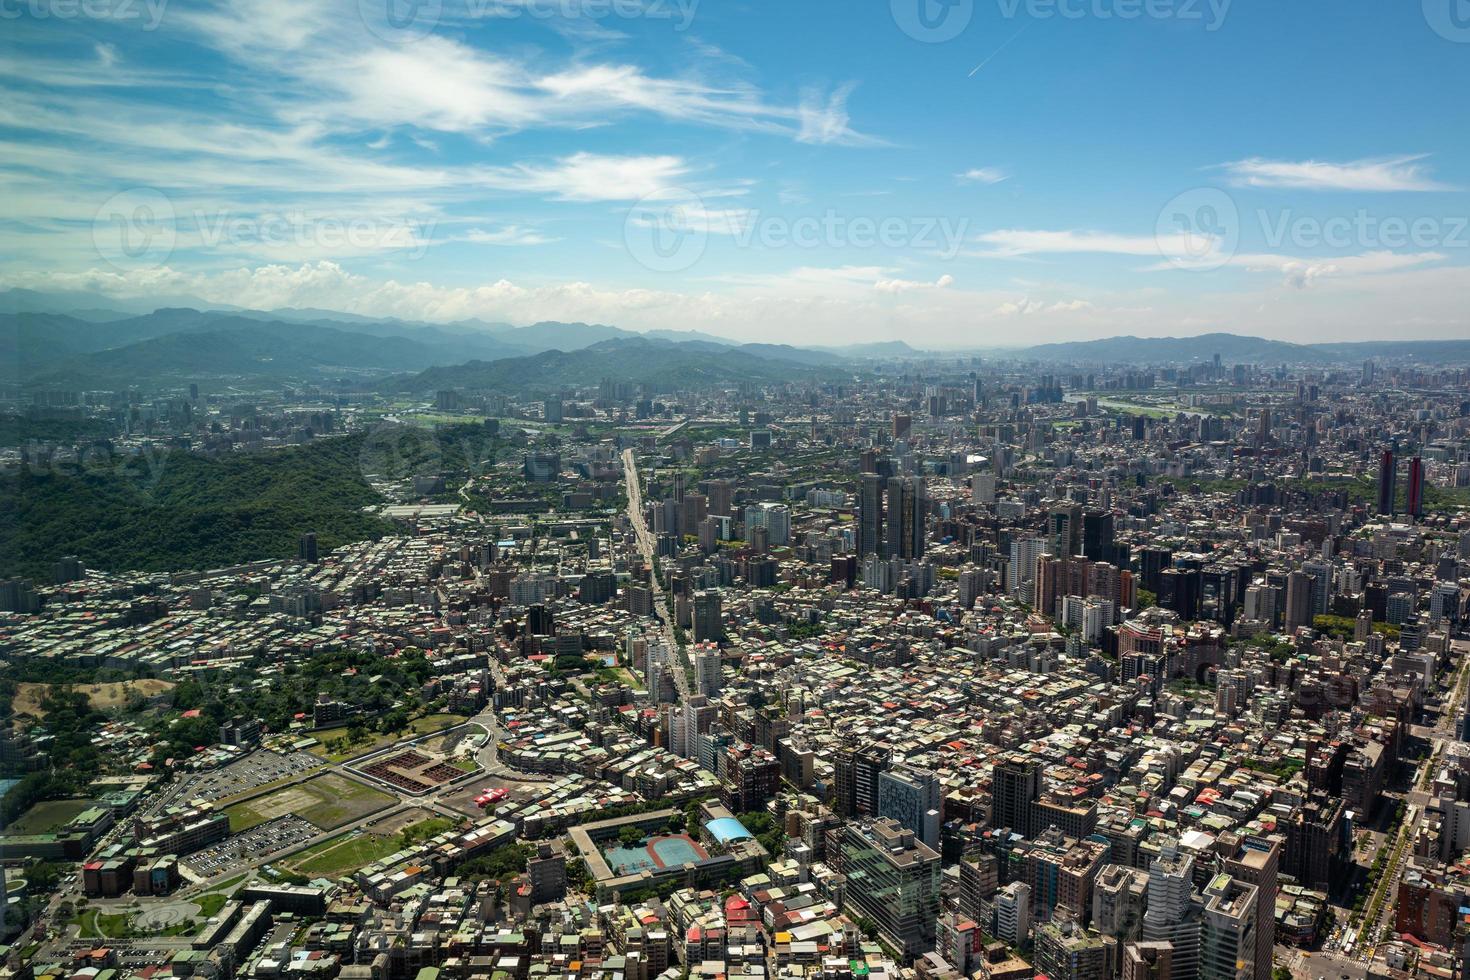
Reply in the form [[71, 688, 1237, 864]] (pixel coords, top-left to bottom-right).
[[621, 448, 690, 697]]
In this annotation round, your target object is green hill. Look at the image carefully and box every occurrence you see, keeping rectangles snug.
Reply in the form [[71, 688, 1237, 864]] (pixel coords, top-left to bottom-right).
[[1, 434, 393, 579]]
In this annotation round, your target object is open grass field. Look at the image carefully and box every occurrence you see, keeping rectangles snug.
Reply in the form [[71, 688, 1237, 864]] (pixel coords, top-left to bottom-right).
[[223, 772, 393, 832], [12, 679, 174, 718], [288, 831, 406, 878], [7, 798, 93, 834]]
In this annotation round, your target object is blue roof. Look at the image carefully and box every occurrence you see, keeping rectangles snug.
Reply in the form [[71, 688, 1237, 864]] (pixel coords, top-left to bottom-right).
[[706, 817, 754, 844]]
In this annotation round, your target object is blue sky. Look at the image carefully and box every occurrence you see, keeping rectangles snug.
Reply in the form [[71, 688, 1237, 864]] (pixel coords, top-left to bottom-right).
[[3, 0, 1468, 345]]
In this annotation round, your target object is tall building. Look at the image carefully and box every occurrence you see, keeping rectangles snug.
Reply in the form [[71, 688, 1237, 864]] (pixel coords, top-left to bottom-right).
[[884, 476, 926, 560], [993, 880, 1032, 946], [1377, 448, 1398, 516], [1222, 836, 1279, 980], [1407, 456, 1426, 519], [298, 533, 318, 563], [692, 590, 723, 644], [1143, 844, 1202, 980], [692, 642, 722, 696], [837, 819, 941, 961], [1284, 570, 1314, 633], [991, 754, 1041, 837], [859, 472, 885, 557], [706, 479, 734, 518], [1199, 874, 1258, 980], [878, 764, 942, 850]]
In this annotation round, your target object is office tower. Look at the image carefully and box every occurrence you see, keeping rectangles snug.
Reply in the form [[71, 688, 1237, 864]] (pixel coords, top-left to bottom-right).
[[837, 819, 940, 960], [993, 881, 1032, 946], [972, 471, 997, 505], [1223, 836, 1279, 980], [1284, 571, 1314, 633], [1081, 509, 1115, 562], [884, 476, 926, 560], [877, 764, 942, 850], [543, 397, 563, 423], [692, 642, 722, 696], [1377, 448, 1397, 515], [1199, 874, 1258, 980], [892, 413, 912, 440], [1050, 502, 1083, 557], [1407, 456, 1425, 519], [991, 754, 1041, 836], [706, 479, 734, 518], [835, 740, 892, 818], [859, 472, 884, 557], [692, 590, 723, 644], [298, 533, 318, 563], [1143, 844, 1201, 980]]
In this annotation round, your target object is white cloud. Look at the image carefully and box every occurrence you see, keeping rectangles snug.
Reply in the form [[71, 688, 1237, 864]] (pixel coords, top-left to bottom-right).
[[957, 168, 1008, 185], [458, 226, 560, 246], [1218, 155, 1454, 192], [875, 274, 955, 293]]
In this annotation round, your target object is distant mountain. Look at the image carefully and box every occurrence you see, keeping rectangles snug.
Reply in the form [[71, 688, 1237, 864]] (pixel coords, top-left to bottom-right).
[[1311, 339, 1470, 361], [814, 340, 923, 359], [385, 336, 842, 394], [0, 287, 223, 317], [1014, 333, 1470, 366], [1015, 333, 1325, 365], [25, 318, 450, 387]]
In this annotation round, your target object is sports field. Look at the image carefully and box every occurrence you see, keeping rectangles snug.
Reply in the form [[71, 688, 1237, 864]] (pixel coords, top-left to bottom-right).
[[224, 772, 393, 832]]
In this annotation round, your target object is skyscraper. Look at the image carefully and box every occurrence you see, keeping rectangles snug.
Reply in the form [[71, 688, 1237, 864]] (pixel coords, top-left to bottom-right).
[[1199, 874, 1258, 980], [1143, 844, 1202, 980], [837, 818, 940, 960], [1407, 456, 1425, 519], [1284, 570, 1314, 633], [884, 476, 926, 560], [1377, 448, 1397, 515], [858, 473, 884, 557]]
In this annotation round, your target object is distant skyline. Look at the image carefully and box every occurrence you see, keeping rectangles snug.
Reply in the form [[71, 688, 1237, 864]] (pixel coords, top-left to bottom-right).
[[4, 0, 1469, 345]]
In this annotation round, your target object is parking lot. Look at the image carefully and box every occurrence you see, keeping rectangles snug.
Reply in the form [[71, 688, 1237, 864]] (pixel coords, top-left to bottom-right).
[[182, 815, 319, 877], [193, 750, 325, 803]]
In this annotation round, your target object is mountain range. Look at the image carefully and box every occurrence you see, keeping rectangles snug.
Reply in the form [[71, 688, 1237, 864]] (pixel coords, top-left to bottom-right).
[[4, 289, 1468, 394]]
